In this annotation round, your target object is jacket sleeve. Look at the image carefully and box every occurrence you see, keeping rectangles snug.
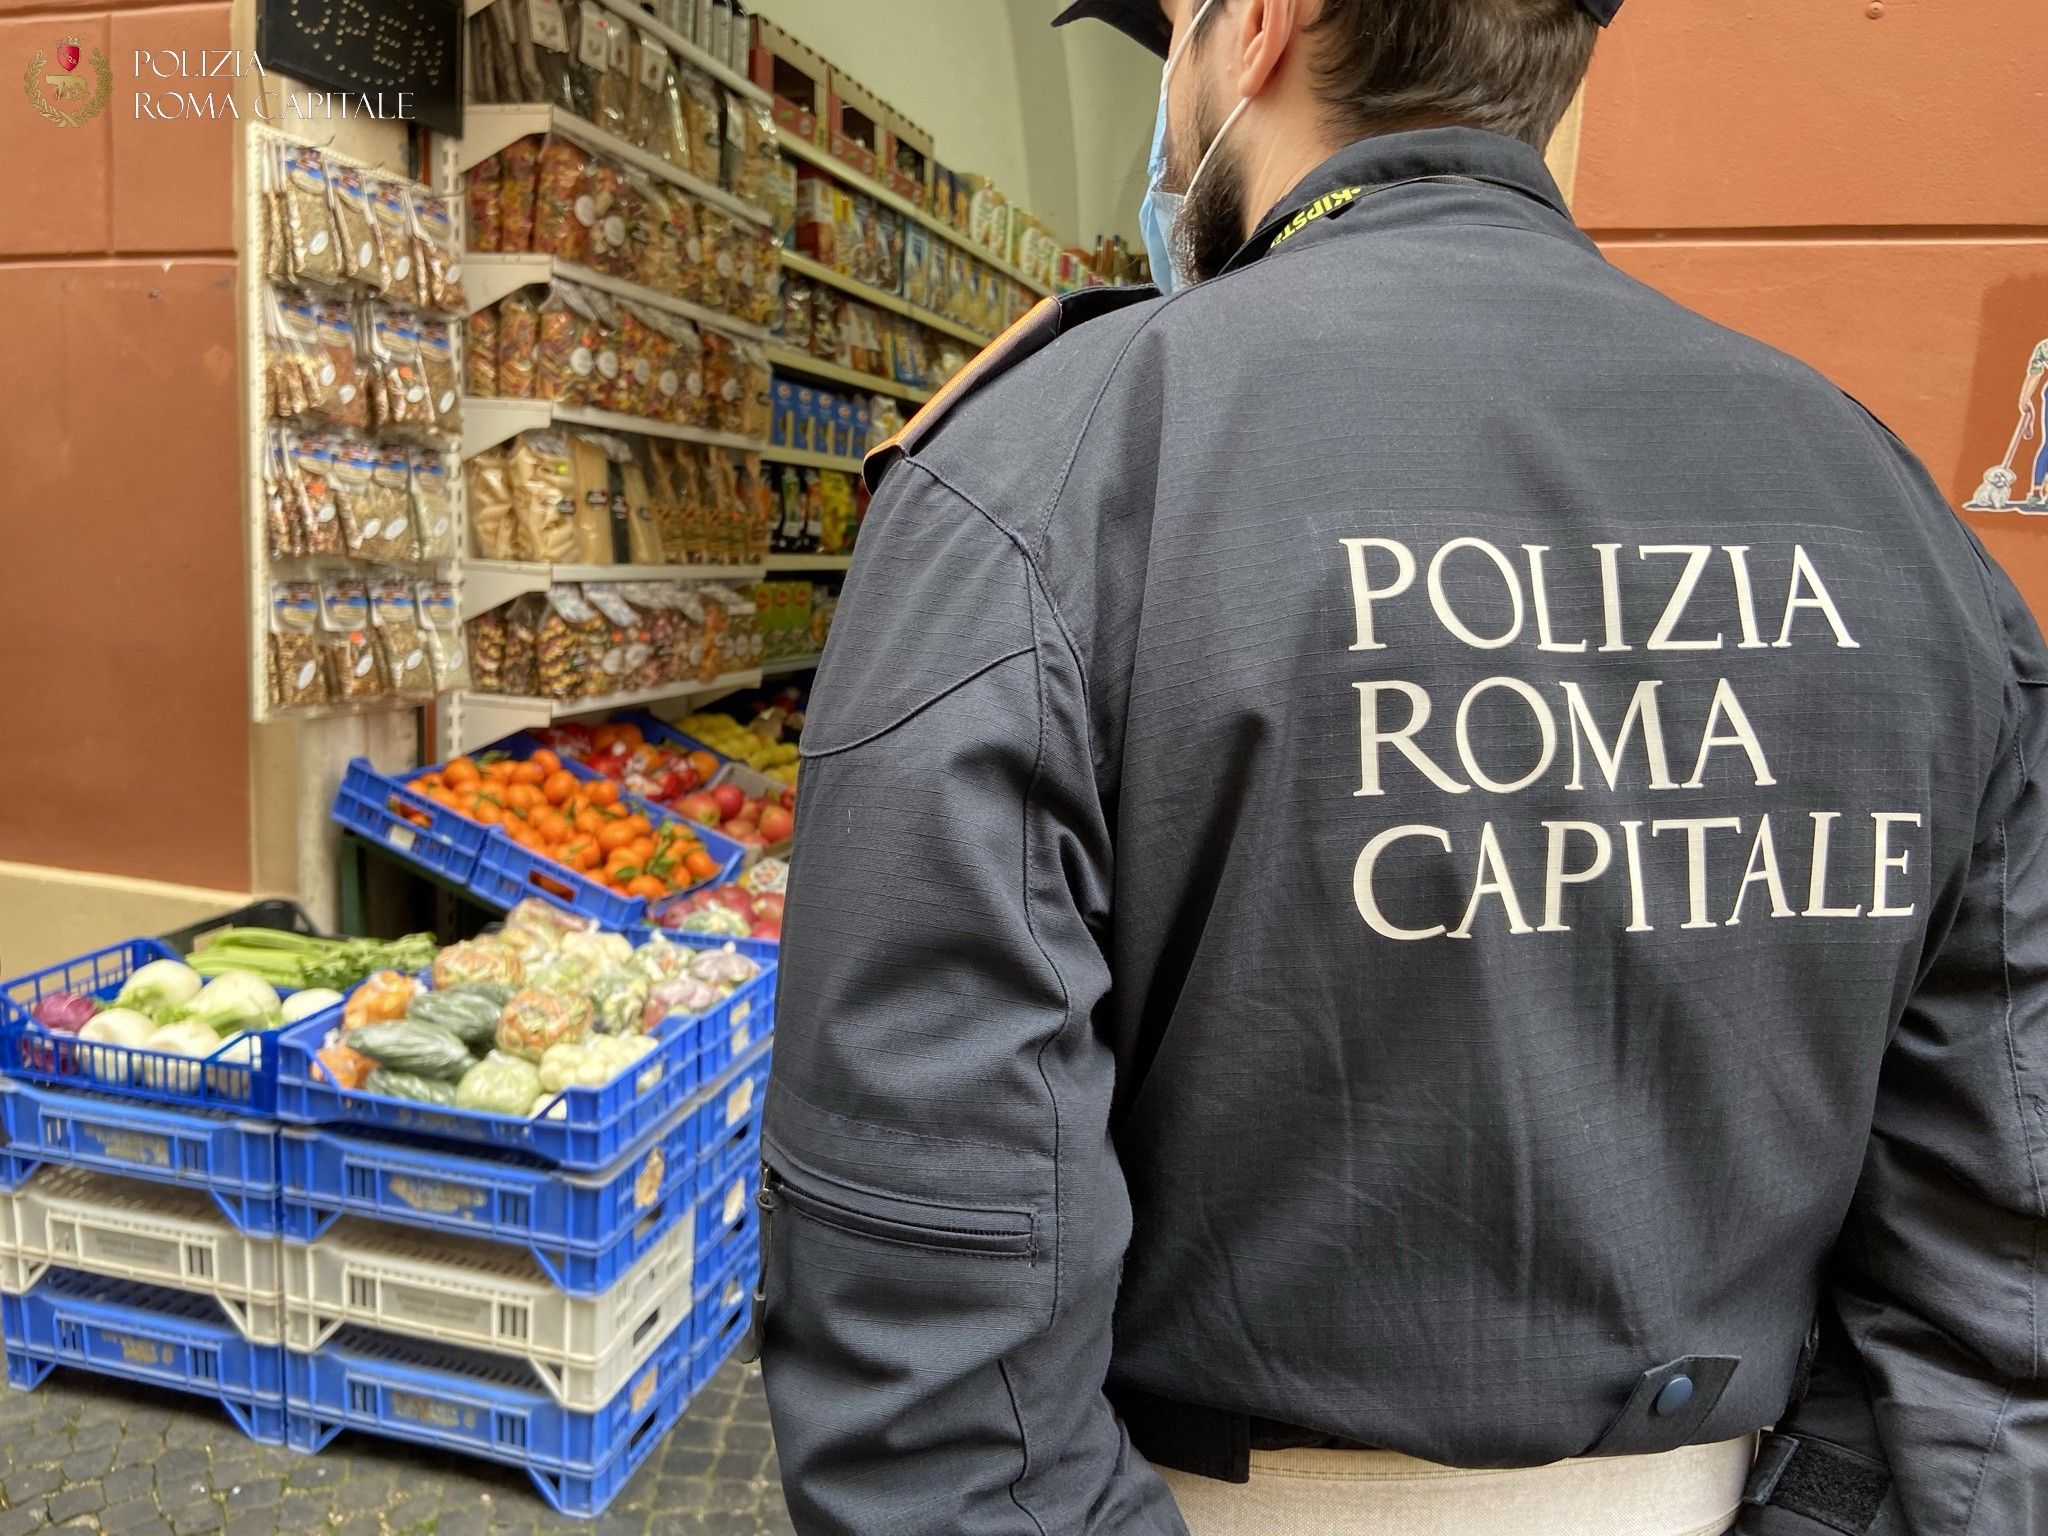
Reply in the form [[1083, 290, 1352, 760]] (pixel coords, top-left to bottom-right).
[[1743, 556, 2048, 1536], [755, 461, 1187, 1536]]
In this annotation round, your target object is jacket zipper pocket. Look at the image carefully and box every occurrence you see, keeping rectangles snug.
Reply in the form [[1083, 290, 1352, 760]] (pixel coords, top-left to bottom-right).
[[738, 1162, 1034, 1365]]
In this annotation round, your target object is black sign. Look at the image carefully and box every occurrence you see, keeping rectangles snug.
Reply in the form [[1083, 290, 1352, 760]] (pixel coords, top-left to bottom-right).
[[257, 0, 463, 137]]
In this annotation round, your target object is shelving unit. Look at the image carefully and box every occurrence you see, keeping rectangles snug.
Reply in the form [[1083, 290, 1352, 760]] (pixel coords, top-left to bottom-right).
[[449, 670, 766, 755], [465, 255, 771, 344], [587, 0, 770, 106], [760, 654, 824, 677], [765, 344, 934, 405], [761, 445, 864, 475], [780, 251, 993, 348], [764, 553, 853, 573], [461, 397, 766, 460], [778, 132, 1052, 299], [457, 105, 773, 230], [462, 559, 767, 620]]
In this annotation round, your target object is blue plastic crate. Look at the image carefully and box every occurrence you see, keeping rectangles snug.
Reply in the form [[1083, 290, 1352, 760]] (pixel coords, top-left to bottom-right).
[[695, 1155, 761, 1254], [3, 1270, 286, 1444], [688, 1252, 757, 1393], [278, 1103, 700, 1294], [0, 938, 283, 1114], [689, 1043, 772, 1196], [285, 1318, 690, 1518], [631, 924, 779, 963], [274, 948, 777, 1171], [330, 757, 490, 885], [694, 1210, 758, 1302], [693, 1235, 758, 1340], [0, 1078, 281, 1234]]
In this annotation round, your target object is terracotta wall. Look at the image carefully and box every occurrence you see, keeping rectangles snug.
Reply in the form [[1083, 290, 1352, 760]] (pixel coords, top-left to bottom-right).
[[1575, 0, 2048, 615], [0, 0, 248, 890]]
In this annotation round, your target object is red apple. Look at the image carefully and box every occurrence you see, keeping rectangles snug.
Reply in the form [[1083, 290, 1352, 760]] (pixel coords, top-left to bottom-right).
[[677, 791, 722, 827], [729, 826, 765, 849], [710, 782, 747, 821], [758, 805, 794, 843], [750, 917, 783, 942], [779, 786, 797, 811], [711, 886, 756, 917], [753, 892, 785, 921]]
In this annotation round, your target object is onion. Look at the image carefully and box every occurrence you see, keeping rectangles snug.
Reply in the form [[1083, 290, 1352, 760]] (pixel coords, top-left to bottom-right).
[[31, 992, 98, 1035]]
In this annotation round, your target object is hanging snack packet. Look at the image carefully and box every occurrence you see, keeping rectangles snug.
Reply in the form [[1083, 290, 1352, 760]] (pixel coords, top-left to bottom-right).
[[469, 608, 509, 693], [467, 445, 518, 559], [466, 155, 504, 252], [628, 32, 669, 152], [522, 0, 576, 111], [371, 445, 421, 561], [569, 1, 607, 121], [417, 581, 472, 693], [331, 437, 382, 557], [289, 433, 346, 557], [467, 307, 500, 397], [319, 578, 384, 701], [502, 593, 544, 694], [371, 580, 435, 700], [510, 431, 578, 562], [331, 166, 382, 288], [499, 135, 544, 252], [676, 65, 722, 185], [537, 585, 604, 699], [270, 582, 329, 710], [280, 146, 345, 287], [263, 432, 303, 559], [598, 10, 632, 138], [418, 319, 463, 430], [584, 157, 635, 277], [364, 177, 416, 300], [498, 290, 540, 398], [413, 193, 468, 313], [411, 451, 458, 558], [532, 137, 594, 264], [314, 301, 370, 429]]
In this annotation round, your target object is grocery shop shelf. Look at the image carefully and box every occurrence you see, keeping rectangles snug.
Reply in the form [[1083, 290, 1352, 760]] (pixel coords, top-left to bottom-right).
[[780, 252, 994, 349], [462, 560, 769, 620], [588, 0, 770, 107], [778, 133, 1053, 299], [764, 344, 934, 404], [464, 254, 772, 342], [764, 553, 854, 572], [761, 445, 865, 474], [760, 654, 823, 676], [457, 105, 773, 229], [460, 396, 767, 459], [451, 670, 766, 755]]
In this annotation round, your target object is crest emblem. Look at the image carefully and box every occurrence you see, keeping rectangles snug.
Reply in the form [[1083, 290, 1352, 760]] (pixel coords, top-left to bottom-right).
[[24, 37, 112, 128]]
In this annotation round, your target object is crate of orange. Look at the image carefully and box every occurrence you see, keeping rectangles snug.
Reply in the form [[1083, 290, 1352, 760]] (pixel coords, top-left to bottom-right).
[[332, 760, 493, 886], [411, 743, 745, 931]]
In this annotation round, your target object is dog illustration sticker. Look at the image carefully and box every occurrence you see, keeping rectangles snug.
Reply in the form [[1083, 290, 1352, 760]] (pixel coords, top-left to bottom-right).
[[23, 35, 111, 128], [1967, 338, 2048, 513]]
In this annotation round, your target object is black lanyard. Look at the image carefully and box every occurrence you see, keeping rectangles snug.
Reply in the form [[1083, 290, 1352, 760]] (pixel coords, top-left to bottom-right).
[[1222, 172, 1563, 276]]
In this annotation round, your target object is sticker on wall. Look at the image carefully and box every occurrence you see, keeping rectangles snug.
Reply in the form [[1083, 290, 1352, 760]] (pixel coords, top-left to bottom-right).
[[1966, 338, 2048, 513]]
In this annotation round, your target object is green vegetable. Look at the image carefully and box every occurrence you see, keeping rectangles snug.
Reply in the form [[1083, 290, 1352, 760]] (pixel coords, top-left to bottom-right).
[[536, 1033, 660, 1094], [135, 1021, 225, 1091], [77, 1008, 156, 1085], [344, 1020, 475, 1081], [114, 959, 202, 1019], [445, 980, 515, 1009], [181, 972, 281, 1036], [364, 1069, 459, 1106], [405, 991, 502, 1052], [187, 929, 437, 991], [281, 988, 346, 1023], [455, 1051, 544, 1116]]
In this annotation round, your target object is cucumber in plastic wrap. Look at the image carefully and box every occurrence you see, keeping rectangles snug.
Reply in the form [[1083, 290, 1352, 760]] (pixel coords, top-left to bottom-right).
[[404, 990, 501, 1052], [344, 1020, 475, 1082], [445, 979, 516, 1010], [363, 1068, 460, 1106]]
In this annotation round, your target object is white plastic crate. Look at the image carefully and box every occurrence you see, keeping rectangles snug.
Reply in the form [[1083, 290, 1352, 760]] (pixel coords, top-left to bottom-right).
[[282, 1215, 693, 1409], [6, 1167, 285, 1343]]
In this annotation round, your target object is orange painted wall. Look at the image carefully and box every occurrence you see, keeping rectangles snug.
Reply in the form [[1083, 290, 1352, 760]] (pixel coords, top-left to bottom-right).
[[0, 0, 249, 890], [1575, 0, 2048, 615]]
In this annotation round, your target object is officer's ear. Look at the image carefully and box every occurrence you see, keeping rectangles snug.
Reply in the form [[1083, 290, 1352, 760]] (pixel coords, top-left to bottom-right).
[[1226, 0, 1301, 100]]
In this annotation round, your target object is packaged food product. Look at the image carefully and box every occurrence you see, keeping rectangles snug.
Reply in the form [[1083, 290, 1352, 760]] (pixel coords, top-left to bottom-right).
[[413, 193, 467, 313], [319, 579, 383, 701], [411, 452, 458, 558], [455, 1051, 543, 1115], [499, 135, 544, 253], [417, 320, 463, 430], [363, 1069, 458, 1106], [568, 1, 608, 123], [370, 445, 420, 561], [793, 169, 834, 268], [634, 178, 683, 295], [497, 290, 540, 398], [584, 157, 635, 277], [568, 433, 617, 563], [416, 581, 472, 693], [531, 137, 594, 264], [330, 165, 381, 287], [733, 228, 781, 327], [497, 985, 595, 1062], [611, 303, 663, 418], [364, 177, 417, 300], [432, 939, 527, 992], [367, 309, 434, 434], [586, 966, 651, 1036], [467, 446, 517, 559], [597, 6, 633, 137], [466, 155, 504, 252], [697, 206, 739, 313], [468, 609, 509, 692], [466, 307, 499, 396], [278, 145, 345, 286], [287, 434, 346, 557], [316, 1043, 374, 1091], [329, 437, 381, 557], [584, 584, 649, 689], [535, 282, 605, 404], [370, 580, 434, 700], [262, 434, 301, 559], [523, 0, 577, 111], [622, 459, 664, 564], [737, 452, 774, 561], [501, 594, 544, 694], [628, 31, 670, 150], [536, 585, 607, 698], [510, 431, 578, 561], [675, 65, 723, 185], [268, 582, 328, 710]]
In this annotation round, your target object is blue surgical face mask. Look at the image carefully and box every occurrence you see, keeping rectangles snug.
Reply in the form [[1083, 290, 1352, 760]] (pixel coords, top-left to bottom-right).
[[1139, 0, 1250, 295]]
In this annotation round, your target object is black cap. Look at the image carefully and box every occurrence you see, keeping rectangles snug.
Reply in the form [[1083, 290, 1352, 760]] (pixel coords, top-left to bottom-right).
[[1054, 0, 1620, 57]]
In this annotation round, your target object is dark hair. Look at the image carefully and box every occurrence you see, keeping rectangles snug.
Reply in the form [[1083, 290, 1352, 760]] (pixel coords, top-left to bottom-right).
[[1201, 0, 1597, 150]]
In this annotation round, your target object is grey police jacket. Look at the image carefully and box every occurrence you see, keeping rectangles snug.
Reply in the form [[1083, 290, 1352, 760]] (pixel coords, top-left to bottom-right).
[[754, 129, 2048, 1536]]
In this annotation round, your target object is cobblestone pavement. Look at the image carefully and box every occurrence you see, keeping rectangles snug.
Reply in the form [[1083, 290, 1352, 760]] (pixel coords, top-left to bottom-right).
[[0, 1358, 796, 1536]]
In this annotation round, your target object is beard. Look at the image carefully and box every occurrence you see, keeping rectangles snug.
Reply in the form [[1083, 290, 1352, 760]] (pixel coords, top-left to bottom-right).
[[1167, 83, 1249, 286]]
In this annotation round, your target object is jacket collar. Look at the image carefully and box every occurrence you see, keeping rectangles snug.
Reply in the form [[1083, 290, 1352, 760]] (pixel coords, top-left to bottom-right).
[[1218, 127, 1588, 277]]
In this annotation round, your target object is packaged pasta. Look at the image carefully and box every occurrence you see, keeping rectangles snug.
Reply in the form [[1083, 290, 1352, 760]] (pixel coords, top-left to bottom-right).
[[331, 166, 382, 287], [536, 585, 606, 700], [627, 32, 669, 151], [467, 307, 500, 396], [531, 137, 593, 264], [367, 177, 417, 300], [499, 135, 544, 253], [584, 158, 637, 278], [367, 309, 433, 434], [418, 320, 462, 430], [536, 282, 606, 404], [498, 290, 540, 398], [289, 433, 346, 557], [675, 65, 722, 185], [510, 431, 578, 562], [467, 445, 517, 559], [466, 155, 503, 252]]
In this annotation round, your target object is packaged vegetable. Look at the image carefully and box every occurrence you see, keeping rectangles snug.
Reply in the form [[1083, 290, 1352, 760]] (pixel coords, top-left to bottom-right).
[[536, 1032, 657, 1093], [676, 904, 748, 938], [432, 939, 527, 992], [344, 1020, 475, 1081], [562, 930, 633, 970], [496, 988, 595, 1062], [501, 896, 594, 951], [644, 975, 717, 1026], [690, 943, 759, 990], [281, 988, 346, 1023], [445, 979, 518, 1010], [523, 949, 598, 994], [342, 970, 419, 1032], [456, 1050, 545, 1115], [364, 1068, 459, 1106], [115, 959, 202, 1018], [316, 1040, 375, 1090], [587, 967, 652, 1036], [406, 990, 502, 1052]]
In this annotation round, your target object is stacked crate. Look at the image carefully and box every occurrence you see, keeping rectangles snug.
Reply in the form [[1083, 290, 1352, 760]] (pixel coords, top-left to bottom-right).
[[0, 934, 772, 1518]]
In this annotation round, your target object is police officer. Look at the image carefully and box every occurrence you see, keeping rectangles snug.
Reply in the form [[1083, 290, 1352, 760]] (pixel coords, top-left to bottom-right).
[[748, 0, 2048, 1531]]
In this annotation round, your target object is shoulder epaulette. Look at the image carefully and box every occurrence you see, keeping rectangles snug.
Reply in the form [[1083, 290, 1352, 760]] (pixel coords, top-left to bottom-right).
[[861, 285, 1160, 491]]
